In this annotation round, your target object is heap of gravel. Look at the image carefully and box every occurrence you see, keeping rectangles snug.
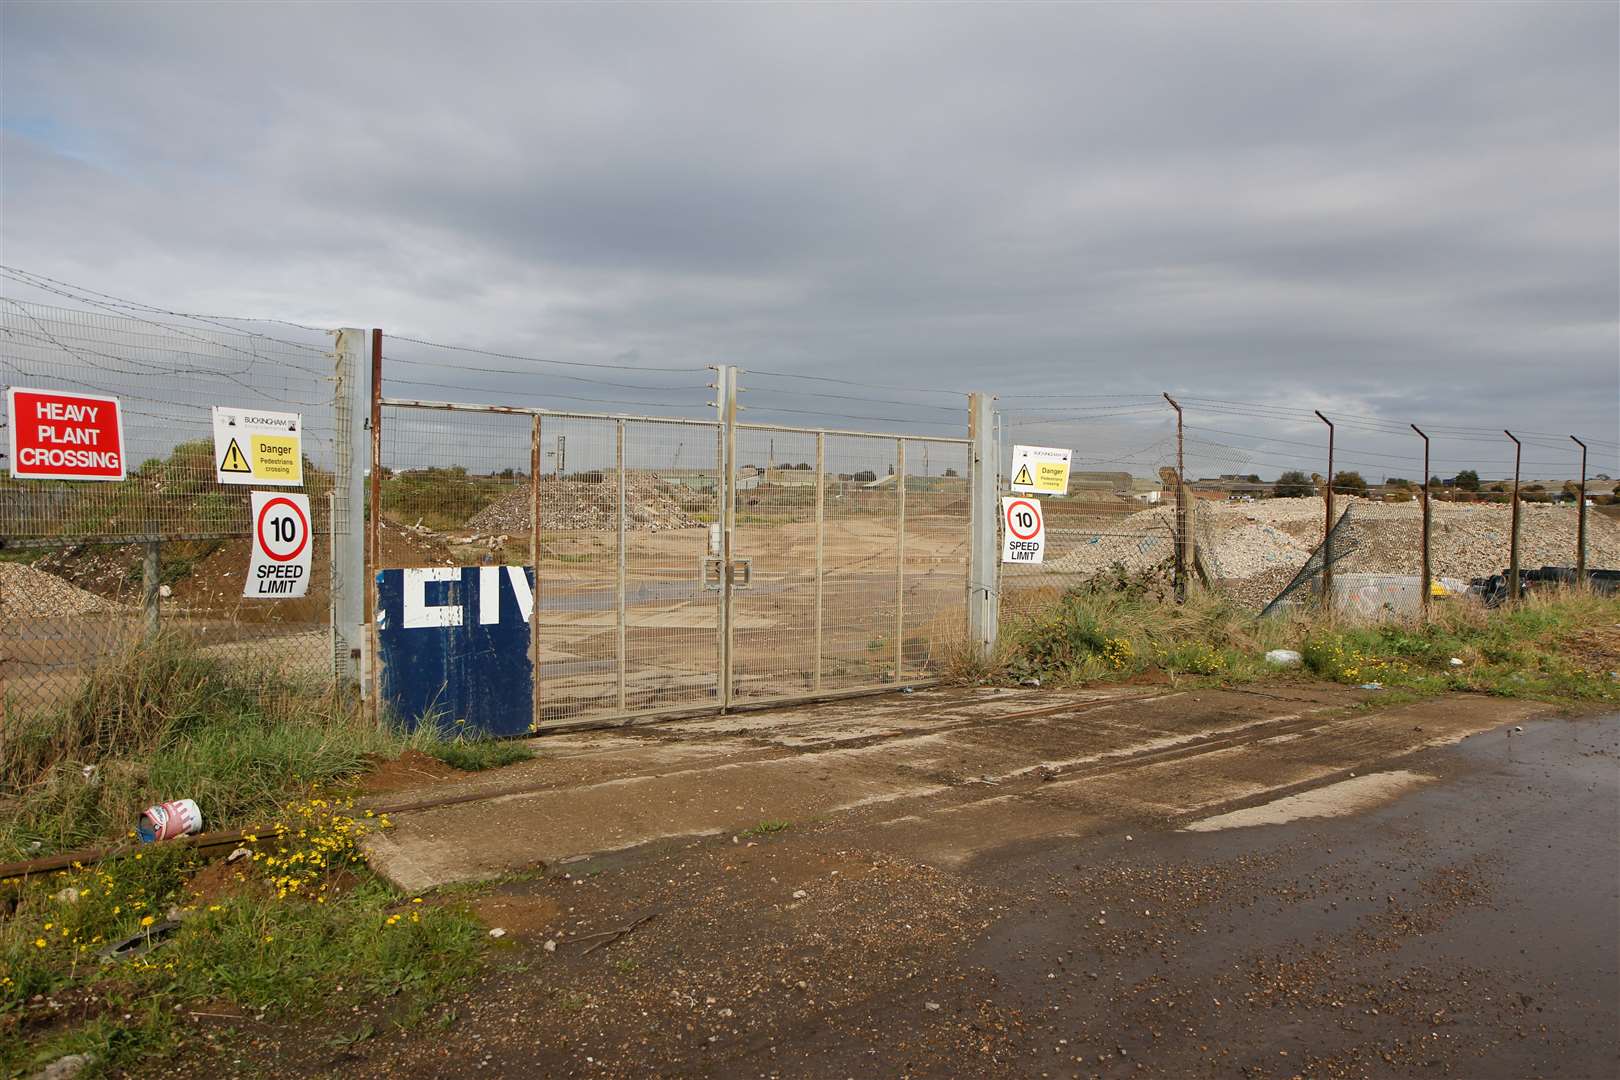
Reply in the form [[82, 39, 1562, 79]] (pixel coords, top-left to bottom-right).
[[0, 561, 128, 618], [1045, 496, 1620, 584], [466, 473, 702, 535]]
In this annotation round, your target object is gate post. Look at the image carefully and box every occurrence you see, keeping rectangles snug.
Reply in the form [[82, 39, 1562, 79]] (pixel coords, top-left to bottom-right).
[[814, 430, 825, 693], [329, 328, 368, 694], [967, 393, 998, 660], [895, 438, 906, 682], [717, 365, 739, 709]]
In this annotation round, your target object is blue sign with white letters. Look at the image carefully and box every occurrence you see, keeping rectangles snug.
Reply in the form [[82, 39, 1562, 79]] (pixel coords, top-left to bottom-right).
[[375, 566, 535, 737]]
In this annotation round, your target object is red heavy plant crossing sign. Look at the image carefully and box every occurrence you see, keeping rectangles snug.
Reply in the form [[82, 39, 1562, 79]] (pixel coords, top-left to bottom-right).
[[6, 387, 127, 481]]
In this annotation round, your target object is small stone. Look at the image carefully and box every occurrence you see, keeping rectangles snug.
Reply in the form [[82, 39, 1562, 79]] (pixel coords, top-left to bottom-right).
[[488, 927, 507, 939], [29, 1053, 93, 1080], [543, 940, 557, 953], [792, 889, 808, 900], [925, 1002, 941, 1012]]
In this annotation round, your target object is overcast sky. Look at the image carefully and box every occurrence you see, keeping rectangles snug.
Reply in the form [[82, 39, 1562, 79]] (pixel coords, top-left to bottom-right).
[[2, 1, 1616, 480]]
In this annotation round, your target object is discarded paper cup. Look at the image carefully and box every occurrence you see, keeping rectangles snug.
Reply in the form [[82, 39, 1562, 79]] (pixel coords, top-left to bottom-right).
[[138, 799, 202, 843]]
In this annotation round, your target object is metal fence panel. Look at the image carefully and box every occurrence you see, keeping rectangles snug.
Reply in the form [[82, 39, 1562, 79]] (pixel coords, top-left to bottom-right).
[[817, 432, 904, 691], [729, 426, 821, 702], [898, 437, 971, 680], [1, 301, 347, 718], [619, 418, 725, 720]]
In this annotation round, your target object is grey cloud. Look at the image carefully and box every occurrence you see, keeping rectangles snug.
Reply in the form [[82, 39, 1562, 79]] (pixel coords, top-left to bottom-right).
[[1, 0, 1615, 478]]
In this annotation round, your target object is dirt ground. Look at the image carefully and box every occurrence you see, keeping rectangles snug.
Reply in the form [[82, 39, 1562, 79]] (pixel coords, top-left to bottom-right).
[[149, 685, 1619, 1079]]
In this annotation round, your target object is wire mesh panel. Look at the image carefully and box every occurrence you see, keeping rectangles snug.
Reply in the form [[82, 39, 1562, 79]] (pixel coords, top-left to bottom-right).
[[729, 426, 821, 701], [373, 404, 536, 728], [618, 418, 724, 719], [898, 438, 970, 680], [1, 300, 345, 719], [376, 405, 534, 566], [528, 414, 619, 724], [1, 300, 341, 541], [817, 433, 903, 691]]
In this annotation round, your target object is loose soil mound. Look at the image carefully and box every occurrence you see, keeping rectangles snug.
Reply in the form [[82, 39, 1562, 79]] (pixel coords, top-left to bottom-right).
[[357, 749, 468, 795]]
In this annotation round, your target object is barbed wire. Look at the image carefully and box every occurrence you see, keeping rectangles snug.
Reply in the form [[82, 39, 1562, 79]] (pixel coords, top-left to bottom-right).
[[387, 333, 703, 374], [0, 266, 334, 358]]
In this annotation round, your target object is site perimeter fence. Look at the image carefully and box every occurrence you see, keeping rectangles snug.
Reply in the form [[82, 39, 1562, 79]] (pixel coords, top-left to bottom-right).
[[5, 286, 1616, 730], [997, 399, 1617, 620], [1, 300, 366, 722]]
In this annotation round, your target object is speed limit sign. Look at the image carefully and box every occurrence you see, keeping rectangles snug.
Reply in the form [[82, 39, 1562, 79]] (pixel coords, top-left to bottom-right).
[[245, 490, 312, 598], [1001, 496, 1045, 564]]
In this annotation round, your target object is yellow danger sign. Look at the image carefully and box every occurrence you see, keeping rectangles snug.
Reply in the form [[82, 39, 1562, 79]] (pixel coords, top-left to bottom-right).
[[251, 434, 300, 482], [212, 407, 303, 487], [1009, 445, 1071, 495], [218, 437, 252, 474]]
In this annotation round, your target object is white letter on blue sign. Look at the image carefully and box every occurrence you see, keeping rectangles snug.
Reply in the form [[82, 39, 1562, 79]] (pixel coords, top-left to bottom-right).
[[506, 566, 534, 623], [403, 568, 463, 629]]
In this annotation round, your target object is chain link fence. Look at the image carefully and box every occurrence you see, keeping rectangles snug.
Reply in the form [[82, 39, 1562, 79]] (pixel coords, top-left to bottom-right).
[[1, 300, 356, 720]]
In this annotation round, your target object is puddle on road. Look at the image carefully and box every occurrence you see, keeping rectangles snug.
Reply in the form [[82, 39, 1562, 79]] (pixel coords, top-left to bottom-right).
[[1181, 769, 1434, 831]]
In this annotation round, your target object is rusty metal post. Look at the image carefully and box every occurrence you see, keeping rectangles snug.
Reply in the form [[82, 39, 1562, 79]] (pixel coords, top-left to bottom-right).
[[530, 414, 542, 729], [367, 329, 383, 720], [1413, 424, 1431, 617], [1505, 430, 1522, 602], [894, 438, 906, 683], [814, 430, 825, 693], [1572, 436, 1588, 588], [142, 538, 161, 640], [1316, 411, 1335, 612], [1163, 393, 1187, 601]]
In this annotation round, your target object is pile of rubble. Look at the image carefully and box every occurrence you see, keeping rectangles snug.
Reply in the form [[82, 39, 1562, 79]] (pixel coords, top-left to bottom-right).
[[466, 473, 703, 535], [1045, 496, 1620, 584], [0, 561, 128, 618]]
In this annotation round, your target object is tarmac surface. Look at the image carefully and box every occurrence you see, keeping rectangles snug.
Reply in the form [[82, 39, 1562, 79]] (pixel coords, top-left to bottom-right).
[[173, 689, 1618, 1078]]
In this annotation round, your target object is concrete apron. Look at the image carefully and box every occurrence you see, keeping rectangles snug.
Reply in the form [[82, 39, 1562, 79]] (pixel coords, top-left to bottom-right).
[[361, 684, 1548, 892]]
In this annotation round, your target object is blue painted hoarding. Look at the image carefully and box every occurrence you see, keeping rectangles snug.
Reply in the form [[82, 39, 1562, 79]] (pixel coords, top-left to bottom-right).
[[375, 566, 535, 737]]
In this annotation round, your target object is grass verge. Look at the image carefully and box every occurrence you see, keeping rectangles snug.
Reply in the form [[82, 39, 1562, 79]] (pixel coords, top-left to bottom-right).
[[0, 636, 537, 1075], [990, 574, 1620, 705], [1, 800, 483, 1076]]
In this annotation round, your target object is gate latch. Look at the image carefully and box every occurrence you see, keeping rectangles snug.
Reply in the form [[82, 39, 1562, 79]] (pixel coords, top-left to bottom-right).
[[700, 555, 752, 590]]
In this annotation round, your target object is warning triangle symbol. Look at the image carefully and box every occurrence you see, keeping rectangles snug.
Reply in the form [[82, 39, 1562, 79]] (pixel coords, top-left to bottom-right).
[[219, 438, 252, 474], [1013, 463, 1034, 487]]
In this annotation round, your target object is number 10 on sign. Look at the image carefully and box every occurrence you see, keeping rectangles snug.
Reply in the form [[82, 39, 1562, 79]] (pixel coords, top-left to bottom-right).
[[1001, 497, 1045, 564], [246, 490, 313, 598]]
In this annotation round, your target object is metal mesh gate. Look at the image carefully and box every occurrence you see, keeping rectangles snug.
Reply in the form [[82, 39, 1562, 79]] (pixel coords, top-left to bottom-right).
[[373, 402, 972, 732]]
